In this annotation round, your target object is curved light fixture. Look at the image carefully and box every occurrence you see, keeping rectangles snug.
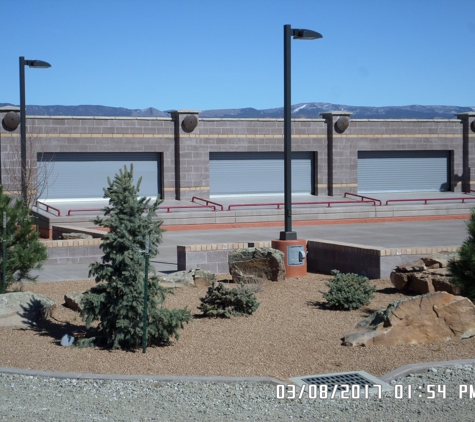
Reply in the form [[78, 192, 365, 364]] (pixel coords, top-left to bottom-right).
[[24, 59, 51, 69], [292, 29, 323, 40]]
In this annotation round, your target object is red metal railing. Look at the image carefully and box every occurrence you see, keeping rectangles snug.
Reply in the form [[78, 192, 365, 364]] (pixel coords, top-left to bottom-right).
[[344, 192, 382, 206], [36, 201, 61, 216], [385, 197, 475, 206], [227, 199, 377, 211], [157, 204, 216, 213], [67, 204, 217, 215], [191, 196, 224, 211], [67, 208, 102, 216], [465, 190, 475, 195]]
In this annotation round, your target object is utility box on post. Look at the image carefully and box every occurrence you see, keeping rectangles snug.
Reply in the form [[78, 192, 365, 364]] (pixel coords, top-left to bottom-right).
[[287, 245, 306, 266]]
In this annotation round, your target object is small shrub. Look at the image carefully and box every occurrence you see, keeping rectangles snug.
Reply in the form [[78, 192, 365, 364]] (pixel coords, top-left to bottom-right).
[[198, 281, 260, 318], [319, 270, 376, 310]]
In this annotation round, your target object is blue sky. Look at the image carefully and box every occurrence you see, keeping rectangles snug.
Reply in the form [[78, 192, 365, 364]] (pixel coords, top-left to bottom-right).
[[3, 0, 474, 111]]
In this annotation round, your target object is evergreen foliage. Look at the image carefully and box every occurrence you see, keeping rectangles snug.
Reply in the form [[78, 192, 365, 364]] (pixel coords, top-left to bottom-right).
[[448, 209, 475, 299], [80, 165, 192, 350], [198, 281, 260, 318], [0, 185, 47, 291], [319, 270, 376, 310]]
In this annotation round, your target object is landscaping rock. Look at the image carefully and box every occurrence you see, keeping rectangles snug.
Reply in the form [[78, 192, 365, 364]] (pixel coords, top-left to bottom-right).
[[193, 269, 217, 287], [343, 291, 475, 347], [390, 251, 460, 294], [390, 272, 410, 291], [61, 233, 93, 240], [64, 291, 85, 312], [421, 252, 458, 269], [228, 247, 285, 283], [160, 269, 216, 287], [0, 292, 56, 327], [396, 258, 426, 273]]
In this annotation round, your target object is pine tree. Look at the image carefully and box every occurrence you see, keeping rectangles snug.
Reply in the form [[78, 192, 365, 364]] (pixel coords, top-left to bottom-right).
[[448, 209, 475, 299], [0, 185, 48, 292], [80, 165, 192, 350]]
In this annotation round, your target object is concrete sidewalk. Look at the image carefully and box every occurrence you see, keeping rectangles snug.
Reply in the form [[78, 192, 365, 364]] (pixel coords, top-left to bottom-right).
[[33, 218, 468, 282]]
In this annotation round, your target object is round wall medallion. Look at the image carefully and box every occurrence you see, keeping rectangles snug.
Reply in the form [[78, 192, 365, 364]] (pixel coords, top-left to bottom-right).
[[334, 116, 350, 134], [471, 119, 475, 133], [182, 114, 198, 132], [2, 111, 20, 131]]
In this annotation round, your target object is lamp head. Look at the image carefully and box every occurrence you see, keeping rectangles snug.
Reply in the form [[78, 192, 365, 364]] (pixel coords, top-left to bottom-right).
[[292, 29, 323, 40], [25, 60, 51, 68]]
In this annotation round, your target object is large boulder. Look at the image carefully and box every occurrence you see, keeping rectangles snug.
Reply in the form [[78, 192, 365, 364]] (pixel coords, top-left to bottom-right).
[[343, 291, 475, 347], [0, 292, 56, 327], [390, 252, 459, 295], [228, 247, 285, 283]]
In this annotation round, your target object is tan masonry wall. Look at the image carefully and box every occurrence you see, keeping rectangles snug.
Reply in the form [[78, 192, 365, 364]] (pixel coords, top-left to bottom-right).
[[178, 239, 460, 279], [177, 241, 272, 274], [37, 235, 460, 279], [0, 113, 473, 200], [307, 239, 460, 257], [41, 238, 102, 248], [307, 239, 460, 279], [40, 238, 103, 265]]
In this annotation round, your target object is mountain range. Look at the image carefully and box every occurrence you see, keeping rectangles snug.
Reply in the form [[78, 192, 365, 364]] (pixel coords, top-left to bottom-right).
[[1, 102, 474, 119]]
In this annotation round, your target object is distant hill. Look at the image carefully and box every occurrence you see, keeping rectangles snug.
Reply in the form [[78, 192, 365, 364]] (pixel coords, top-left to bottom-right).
[[199, 103, 475, 119], [1, 102, 474, 119], [0, 104, 168, 118]]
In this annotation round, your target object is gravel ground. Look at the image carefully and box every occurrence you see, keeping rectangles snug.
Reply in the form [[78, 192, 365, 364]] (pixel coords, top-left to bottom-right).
[[1, 274, 475, 420], [1, 365, 475, 421]]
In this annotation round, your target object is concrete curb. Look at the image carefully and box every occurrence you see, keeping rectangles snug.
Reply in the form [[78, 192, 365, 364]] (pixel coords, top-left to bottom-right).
[[0, 367, 283, 386], [2, 358, 475, 386], [379, 358, 475, 382], [163, 213, 471, 232]]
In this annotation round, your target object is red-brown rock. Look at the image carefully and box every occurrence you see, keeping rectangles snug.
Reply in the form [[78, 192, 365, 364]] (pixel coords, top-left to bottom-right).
[[343, 292, 475, 347], [390, 252, 459, 294]]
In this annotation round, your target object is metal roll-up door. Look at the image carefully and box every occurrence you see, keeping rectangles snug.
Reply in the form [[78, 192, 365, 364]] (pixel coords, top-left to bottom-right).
[[38, 152, 161, 200], [358, 150, 450, 193], [209, 151, 314, 196]]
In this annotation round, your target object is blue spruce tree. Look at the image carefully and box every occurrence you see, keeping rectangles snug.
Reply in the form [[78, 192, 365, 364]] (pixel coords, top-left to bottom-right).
[[0, 185, 48, 291], [448, 209, 475, 300], [80, 165, 192, 349]]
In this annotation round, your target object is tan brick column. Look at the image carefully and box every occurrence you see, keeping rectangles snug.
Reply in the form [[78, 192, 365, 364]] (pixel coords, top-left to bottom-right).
[[321, 111, 353, 196], [167, 110, 200, 200], [456, 112, 475, 193]]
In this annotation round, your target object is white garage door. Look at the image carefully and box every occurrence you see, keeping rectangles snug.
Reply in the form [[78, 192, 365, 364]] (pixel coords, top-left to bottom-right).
[[38, 152, 161, 200], [358, 150, 450, 193], [210, 151, 314, 196]]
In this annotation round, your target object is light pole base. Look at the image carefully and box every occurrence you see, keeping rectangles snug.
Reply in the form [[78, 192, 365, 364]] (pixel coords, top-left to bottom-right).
[[272, 238, 307, 278], [279, 231, 297, 240]]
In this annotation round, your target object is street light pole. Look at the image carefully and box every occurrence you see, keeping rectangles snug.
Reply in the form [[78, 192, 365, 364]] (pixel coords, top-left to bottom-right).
[[282, 24, 294, 240], [19, 57, 51, 206], [280, 25, 322, 241], [19, 57, 26, 205]]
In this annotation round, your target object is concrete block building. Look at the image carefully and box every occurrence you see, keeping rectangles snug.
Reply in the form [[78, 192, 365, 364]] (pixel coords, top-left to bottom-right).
[[1, 109, 474, 202]]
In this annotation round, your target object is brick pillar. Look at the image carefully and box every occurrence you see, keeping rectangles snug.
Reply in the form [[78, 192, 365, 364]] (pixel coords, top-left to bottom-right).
[[320, 111, 353, 196], [167, 109, 200, 200], [456, 112, 475, 193]]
